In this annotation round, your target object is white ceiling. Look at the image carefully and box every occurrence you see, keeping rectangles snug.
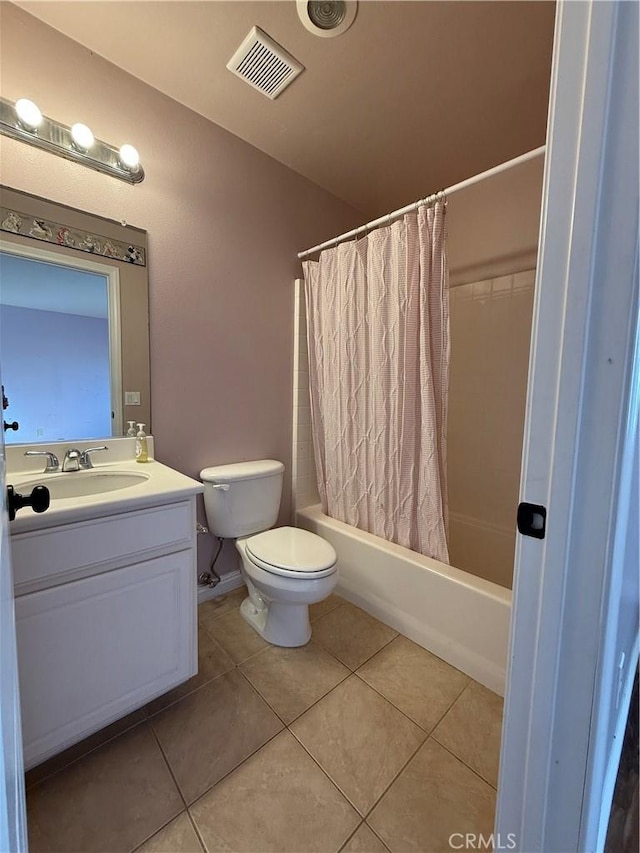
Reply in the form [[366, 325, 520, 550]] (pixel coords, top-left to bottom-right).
[[17, 1, 555, 218]]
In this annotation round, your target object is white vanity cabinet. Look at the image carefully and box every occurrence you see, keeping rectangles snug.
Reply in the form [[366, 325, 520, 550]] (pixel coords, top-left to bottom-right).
[[11, 497, 198, 770]]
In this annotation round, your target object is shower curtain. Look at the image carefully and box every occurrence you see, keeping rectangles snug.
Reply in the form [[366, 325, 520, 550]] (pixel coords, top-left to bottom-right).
[[303, 201, 450, 563]]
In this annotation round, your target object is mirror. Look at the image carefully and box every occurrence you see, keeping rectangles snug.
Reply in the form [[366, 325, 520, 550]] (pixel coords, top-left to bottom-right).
[[0, 185, 150, 445]]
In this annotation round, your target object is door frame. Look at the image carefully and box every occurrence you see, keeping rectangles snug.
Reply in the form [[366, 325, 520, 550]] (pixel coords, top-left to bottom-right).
[[496, 1, 639, 850], [0, 382, 27, 851]]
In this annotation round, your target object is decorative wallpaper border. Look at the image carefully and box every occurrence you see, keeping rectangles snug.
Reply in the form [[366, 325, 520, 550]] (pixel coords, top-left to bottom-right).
[[0, 207, 146, 266]]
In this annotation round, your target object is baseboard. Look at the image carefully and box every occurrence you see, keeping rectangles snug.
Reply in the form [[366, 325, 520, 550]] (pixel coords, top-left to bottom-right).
[[197, 570, 244, 605]]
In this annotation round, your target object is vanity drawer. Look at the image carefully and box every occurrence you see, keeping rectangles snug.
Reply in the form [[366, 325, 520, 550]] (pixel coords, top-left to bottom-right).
[[12, 500, 195, 594]]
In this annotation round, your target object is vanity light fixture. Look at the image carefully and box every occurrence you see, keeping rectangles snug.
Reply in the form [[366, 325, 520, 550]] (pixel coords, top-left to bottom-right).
[[0, 96, 145, 184]]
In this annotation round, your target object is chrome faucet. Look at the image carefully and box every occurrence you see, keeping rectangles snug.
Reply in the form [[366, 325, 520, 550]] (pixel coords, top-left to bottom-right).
[[60, 446, 109, 472], [61, 448, 82, 472], [24, 450, 59, 473]]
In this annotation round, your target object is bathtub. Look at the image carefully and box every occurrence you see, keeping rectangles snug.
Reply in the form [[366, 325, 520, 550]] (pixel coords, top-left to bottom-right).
[[297, 504, 512, 695]]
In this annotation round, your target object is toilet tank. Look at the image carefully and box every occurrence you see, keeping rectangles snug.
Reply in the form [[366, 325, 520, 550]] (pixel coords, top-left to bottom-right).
[[200, 459, 285, 538]]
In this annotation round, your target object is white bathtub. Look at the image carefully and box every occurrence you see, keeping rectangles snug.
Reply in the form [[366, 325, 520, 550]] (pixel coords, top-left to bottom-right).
[[297, 504, 512, 695]]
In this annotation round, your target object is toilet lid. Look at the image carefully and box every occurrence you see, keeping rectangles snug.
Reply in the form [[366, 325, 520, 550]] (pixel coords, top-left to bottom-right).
[[246, 527, 337, 578]]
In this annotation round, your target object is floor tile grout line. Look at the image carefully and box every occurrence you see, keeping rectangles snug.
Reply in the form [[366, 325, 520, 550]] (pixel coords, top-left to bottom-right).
[[361, 729, 429, 822], [239, 660, 353, 728], [357, 631, 474, 684], [234, 666, 292, 727], [129, 810, 190, 853], [145, 665, 236, 719], [350, 669, 440, 735], [338, 819, 366, 853], [311, 602, 400, 672], [187, 721, 359, 853], [200, 627, 269, 666], [309, 597, 344, 623], [286, 724, 369, 819], [147, 714, 191, 810], [284, 670, 363, 728], [186, 725, 286, 811], [159, 667, 287, 809], [313, 630, 398, 673], [144, 655, 237, 718], [430, 733, 500, 792], [363, 819, 393, 852], [186, 806, 209, 853], [197, 588, 246, 619], [424, 678, 483, 748]]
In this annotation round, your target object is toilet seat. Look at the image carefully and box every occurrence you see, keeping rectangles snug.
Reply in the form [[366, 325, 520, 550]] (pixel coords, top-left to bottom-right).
[[245, 526, 337, 579]]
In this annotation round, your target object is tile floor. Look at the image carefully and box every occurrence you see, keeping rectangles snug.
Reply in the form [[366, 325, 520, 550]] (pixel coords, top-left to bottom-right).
[[25, 590, 503, 853]]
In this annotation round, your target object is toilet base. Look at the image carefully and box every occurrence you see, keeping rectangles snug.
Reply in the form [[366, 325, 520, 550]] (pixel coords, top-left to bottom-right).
[[240, 594, 312, 647]]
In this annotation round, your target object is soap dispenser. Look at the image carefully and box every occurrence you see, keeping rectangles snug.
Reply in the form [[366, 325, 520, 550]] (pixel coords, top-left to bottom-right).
[[135, 423, 149, 463], [126, 420, 137, 437]]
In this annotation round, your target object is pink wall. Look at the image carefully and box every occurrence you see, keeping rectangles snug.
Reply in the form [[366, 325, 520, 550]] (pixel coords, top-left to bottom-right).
[[0, 4, 361, 574]]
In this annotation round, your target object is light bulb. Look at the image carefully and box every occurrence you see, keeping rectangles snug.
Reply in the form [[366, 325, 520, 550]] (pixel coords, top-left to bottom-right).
[[71, 123, 94, 151], [15, 98, 43, 131], [119, 144, 139, 170]]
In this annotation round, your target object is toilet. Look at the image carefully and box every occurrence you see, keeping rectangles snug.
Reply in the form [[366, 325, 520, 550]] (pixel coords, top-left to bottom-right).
[[200, 460, 337, 647]]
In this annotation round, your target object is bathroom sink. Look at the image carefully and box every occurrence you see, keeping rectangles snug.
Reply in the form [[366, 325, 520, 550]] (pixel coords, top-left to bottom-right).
[[18, 470, 150, 500]]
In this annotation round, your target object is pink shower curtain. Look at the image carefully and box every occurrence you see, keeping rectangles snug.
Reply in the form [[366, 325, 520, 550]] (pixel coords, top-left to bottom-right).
[[303, 201, 450, 563]]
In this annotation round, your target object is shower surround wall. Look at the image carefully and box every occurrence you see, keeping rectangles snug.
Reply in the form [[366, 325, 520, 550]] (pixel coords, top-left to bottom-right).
[[448, 270, 535, 588], [0, 4, 362, 579]]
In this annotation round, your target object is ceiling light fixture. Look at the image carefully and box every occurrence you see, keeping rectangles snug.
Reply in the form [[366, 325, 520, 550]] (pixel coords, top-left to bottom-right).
[[0, 97, 144, 184], [297, 0, 357, 38]]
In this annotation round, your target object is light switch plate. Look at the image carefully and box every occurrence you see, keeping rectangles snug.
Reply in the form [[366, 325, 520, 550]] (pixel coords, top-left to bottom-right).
[[125, 391, 141, 405]]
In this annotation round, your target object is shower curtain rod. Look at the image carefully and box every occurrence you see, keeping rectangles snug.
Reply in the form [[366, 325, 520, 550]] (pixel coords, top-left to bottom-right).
[[298, 144, 546, 260]]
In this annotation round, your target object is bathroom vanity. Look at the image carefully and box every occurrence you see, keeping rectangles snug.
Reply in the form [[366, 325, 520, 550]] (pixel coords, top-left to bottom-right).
[[8, 439, 203, 769]]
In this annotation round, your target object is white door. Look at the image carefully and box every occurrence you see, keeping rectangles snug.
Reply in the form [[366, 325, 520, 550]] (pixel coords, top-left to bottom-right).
[[0, 379, 27, 851], [497, 1, 639, 851]]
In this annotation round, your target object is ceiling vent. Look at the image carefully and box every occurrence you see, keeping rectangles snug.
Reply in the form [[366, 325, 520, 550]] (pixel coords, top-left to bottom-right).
[[227, 26, 304, 100], [297, 1, 357, 38]]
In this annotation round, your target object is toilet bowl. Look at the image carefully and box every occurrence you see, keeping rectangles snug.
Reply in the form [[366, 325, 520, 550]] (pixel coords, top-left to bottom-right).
[[237, 527, 337, 646], [200, 460, 337, 647]]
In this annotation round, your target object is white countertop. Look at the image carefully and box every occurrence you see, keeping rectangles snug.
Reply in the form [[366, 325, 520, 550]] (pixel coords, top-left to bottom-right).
[[7, 439, 204, 534]]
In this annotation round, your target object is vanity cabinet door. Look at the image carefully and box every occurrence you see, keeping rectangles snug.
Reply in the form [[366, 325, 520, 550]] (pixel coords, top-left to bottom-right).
[[15, 549, 196, 770]]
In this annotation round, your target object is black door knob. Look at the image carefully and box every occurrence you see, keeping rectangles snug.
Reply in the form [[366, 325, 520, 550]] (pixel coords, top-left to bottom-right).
[[7, 485, 50, 522], [3, 420, 19, 432]]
